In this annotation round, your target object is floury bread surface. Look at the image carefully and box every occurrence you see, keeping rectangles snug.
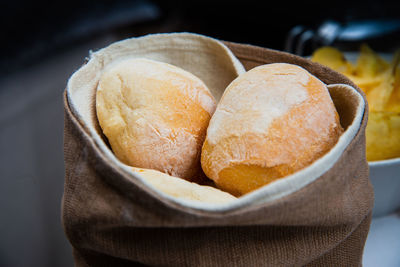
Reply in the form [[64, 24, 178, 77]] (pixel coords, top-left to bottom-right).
[[201, 63, 344, 196], [131, 167, 236, 204], [96, 58, 216, 182]]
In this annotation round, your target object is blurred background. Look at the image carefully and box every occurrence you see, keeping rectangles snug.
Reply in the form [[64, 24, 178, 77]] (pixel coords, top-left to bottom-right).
[[1, 0, 399, 266]]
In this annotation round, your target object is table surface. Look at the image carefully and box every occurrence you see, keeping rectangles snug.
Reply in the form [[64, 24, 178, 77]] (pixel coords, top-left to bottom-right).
[[363, 213, 400, 267]]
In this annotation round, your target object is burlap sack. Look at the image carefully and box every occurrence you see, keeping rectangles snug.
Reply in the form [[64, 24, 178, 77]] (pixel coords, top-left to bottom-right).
[[62, 33, 373, 267]]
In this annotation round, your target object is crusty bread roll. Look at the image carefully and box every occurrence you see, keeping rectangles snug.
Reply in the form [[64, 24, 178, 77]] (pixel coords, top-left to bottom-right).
[[96, 58, 216, 182], [131, 167, 236, 204], [201, 63, 344, 196]]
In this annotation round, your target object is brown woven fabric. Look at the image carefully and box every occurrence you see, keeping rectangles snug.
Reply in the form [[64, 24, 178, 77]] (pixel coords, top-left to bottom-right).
[[62, 40, 373, 267]]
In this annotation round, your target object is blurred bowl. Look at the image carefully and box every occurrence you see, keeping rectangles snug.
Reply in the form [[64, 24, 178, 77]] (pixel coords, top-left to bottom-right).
[[369, 158, 400, 217]]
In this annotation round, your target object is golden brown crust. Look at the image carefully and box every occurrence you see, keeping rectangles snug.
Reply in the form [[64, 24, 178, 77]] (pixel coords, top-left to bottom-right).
[[96, 58, 216, 182], [201, 63, 343, 196]]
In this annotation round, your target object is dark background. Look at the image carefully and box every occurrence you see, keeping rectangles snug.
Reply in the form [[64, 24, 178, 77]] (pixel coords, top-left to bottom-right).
[[2, 0, 400, 76], [0, 0, 399, 266]]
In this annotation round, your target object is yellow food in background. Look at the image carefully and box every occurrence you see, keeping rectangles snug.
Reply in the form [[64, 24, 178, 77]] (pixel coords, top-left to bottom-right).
[[312, 45, 400, 161], [366, 112, 400, 161], [311, 46, 354, 74]]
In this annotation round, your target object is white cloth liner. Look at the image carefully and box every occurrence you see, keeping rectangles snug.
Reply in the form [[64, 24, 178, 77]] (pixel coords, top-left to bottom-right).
[[67, 32, 365, 212]]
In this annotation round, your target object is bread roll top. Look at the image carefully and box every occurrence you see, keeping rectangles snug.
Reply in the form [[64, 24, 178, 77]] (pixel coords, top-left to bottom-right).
[[96, 58, 216, 182], [201, 63, 343, 196], [131, 167, 236, 204]]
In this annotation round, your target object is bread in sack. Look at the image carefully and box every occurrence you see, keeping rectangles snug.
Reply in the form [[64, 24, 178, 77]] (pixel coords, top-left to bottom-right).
[[201, 63, 344, 196], [131, 167, 236, 204], [96, 58, 216, 182]]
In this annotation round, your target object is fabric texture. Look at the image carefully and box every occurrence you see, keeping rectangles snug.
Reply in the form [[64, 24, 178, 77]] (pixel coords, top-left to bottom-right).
[[62, 35, 373, 267]]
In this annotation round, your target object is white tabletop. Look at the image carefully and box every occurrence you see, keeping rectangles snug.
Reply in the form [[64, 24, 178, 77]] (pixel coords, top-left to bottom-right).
[[363, 213, 400, 267]]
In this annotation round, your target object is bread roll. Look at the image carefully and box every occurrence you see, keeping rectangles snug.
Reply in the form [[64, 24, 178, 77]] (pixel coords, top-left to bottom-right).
[[96, 58, 216, 182], [131, 167, 236, 204], [201, 63, 344, 196]]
